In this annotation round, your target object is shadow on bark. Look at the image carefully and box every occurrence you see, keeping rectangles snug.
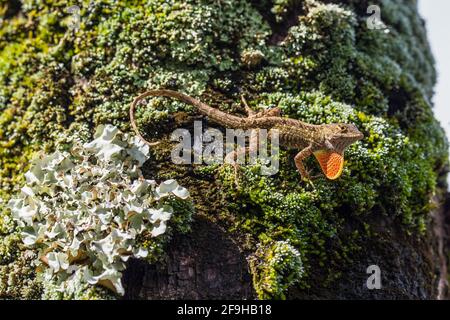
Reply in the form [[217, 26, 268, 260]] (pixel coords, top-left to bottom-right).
[[123, 216, 255, 299]]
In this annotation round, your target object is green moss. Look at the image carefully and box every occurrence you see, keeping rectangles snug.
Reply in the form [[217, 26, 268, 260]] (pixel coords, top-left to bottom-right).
[[138, 196, 194, 264], [0, 0, 447, 299], [0, 250, 42, 299]]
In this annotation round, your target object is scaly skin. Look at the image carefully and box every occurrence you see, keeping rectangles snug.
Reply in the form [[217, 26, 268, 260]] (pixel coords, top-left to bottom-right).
[[130, 89, 364, 180]]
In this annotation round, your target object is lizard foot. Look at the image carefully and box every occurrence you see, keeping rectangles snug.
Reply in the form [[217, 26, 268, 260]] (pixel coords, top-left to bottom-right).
[[300, 167, 323, 181]]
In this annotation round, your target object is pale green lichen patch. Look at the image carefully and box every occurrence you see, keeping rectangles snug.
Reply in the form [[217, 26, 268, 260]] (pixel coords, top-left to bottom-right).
[[7, 125, 193, 298]]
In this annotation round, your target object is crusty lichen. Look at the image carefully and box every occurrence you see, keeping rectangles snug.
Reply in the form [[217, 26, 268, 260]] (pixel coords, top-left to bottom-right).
[[7, 125, 193, 298], [249, 240, 304, 299], [0, 0, 447, 299]]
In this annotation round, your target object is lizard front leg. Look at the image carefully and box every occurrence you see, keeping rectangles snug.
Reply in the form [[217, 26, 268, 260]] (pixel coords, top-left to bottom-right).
[[294, 145, 313, 180]]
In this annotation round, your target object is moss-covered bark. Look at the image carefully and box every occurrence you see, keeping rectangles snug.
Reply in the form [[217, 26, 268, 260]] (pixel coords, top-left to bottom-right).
[[0, 0, 448, 299]]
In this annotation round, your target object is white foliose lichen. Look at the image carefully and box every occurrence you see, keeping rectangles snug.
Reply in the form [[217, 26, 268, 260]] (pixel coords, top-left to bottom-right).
[[8, 124, 191, 296]]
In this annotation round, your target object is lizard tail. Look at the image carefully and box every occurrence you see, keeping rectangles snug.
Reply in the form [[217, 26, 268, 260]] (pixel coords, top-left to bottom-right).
[[130, 89, 248, 146]]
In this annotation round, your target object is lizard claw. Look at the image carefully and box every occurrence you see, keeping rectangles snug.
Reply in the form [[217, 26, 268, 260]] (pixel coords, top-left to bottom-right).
[[299, 168, 314, 181], [300, 174, 316, 189], [300, 169, 322, 186], [306, 179, 316, 189]]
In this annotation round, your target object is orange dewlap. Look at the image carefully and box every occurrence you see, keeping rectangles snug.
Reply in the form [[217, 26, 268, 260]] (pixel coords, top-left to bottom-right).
[[313, 150, 344, 180]]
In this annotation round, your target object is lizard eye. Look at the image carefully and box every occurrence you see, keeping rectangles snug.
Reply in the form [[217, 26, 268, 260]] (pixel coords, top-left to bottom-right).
[[339, 125, 348, 132]]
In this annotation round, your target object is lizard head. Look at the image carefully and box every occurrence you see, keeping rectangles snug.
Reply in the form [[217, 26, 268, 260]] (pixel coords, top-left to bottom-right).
[[313, 123, 364, 180], [327, 123, 364, 153]]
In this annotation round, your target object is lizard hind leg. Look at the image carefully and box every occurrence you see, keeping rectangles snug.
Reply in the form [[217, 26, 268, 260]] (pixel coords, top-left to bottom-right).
[[258, 107, 281, 117], [224, 149, 243, 188], [223, 129, 259, 188], [241, 95, 256, 117], [241, 95, 282, 119]]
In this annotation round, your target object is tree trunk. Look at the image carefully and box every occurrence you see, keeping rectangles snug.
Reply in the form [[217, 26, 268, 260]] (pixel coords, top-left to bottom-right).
[[0, 0, 449, 300]]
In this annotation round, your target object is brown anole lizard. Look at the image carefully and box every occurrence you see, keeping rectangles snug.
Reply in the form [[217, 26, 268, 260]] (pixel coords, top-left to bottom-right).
[[130, 89, 364, 180]]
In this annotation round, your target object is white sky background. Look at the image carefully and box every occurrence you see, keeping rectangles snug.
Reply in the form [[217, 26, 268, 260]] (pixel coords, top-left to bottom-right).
[[418, 1, 450, 143]]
